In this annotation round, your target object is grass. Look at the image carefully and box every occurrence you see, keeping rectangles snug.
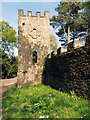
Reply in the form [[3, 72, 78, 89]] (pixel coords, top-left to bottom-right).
[[2, 84, 89, 119]]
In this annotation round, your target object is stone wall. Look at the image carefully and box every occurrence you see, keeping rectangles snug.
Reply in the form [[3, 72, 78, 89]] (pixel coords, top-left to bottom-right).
[[1, 77, 17, 95], [67, 40, 84, 52], [17, 10, 50, 88], [49, 40, 84, 57], [57, 46, 67, 55], [43, 43, 90, 99]]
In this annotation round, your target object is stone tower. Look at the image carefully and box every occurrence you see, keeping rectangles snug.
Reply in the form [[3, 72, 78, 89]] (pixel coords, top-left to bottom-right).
[[17, 9, 50, 88]]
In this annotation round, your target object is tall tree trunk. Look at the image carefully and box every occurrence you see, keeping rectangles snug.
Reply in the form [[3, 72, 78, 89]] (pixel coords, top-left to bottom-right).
[[63, 22, 70, 43], [68, 24, 70, 43], [67, 9, 71, 43], [63, 23, 68, 41]]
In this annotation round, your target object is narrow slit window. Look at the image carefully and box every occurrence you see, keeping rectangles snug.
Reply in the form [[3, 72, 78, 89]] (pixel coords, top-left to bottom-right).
[[33, 51, 37, 63]]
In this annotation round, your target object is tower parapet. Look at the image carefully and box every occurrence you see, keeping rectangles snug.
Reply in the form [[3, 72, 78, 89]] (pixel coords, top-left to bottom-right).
[[18, 9, 49, 18]]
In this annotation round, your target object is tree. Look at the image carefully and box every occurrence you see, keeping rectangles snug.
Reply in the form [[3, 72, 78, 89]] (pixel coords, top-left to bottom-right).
[[50, 34, 58, 51], [81, 1, 90, 44], [81, 1, 90, 34], [0, 21, 18, 78], [0, 21, 17, 55], [58, 18, 87, 46], [1, 49, 18, 79], [50, 1, 82, 45]]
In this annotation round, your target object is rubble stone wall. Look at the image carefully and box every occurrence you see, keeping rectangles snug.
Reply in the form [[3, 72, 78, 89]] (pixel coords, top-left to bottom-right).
[[17, 10, 50, 88]]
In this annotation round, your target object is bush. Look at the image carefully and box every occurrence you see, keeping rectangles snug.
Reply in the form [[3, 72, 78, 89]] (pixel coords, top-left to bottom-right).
[[1, 50, 18, 78]]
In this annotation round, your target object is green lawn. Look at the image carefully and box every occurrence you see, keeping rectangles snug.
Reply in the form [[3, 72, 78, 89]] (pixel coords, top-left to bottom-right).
[[2, 84, 89, 119]]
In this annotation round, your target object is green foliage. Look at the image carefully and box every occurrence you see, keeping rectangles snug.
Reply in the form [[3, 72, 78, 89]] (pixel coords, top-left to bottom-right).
[[50, 2, 90, 46], [0, 21, 18, 78], [50, 34, 57, 51], [1, 50, 18, 79], [2, 84, 89, 118], [82, 1, 90, 10], [50, 2, 82, 44], [0, 21, 17, 55], [81, 1, 90, 34]]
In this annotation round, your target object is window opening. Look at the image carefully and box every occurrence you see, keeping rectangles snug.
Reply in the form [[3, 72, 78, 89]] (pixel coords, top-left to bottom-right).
[[33, 28, 36, 30], [33, 51, 37, 63], [22, 23, 25, 26]]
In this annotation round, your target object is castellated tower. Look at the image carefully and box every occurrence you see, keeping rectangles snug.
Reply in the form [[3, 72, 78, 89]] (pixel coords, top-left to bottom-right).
[[17, 9, 50, 88]]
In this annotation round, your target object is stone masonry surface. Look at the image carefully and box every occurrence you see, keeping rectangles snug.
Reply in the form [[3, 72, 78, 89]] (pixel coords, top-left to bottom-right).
[[17, 10, 50, 88]]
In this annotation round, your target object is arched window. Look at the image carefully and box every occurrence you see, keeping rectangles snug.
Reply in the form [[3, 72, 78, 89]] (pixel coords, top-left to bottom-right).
[[33, 51, 37, 63]]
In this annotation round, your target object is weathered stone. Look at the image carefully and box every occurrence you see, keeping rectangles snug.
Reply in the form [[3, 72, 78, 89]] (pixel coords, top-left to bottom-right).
[[67, 40, 84, 52], [17, 9, 50, 87]]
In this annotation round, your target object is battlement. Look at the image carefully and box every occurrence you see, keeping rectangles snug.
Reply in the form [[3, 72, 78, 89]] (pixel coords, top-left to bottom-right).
[[18, 9, 49, 18], [48, 40, 85, 58], [67, 40, 84, 52]]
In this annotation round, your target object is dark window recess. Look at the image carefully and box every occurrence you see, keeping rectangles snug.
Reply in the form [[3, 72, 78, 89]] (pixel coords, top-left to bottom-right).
[[33, 51, 37, 63], [22, 23, 25, 25], [33, 28, 36, 30]]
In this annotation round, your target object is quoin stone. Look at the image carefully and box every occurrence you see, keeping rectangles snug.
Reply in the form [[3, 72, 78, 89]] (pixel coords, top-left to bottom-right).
[[17, 9, 50, 88]]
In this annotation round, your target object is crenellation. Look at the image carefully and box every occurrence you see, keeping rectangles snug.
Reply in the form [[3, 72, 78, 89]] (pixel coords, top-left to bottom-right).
[[44, 11, 49, 18], [36, 12, 41, 17], [18, 9, 23, 16], [27, 11, 32, 16], [18, 9, 49, 18]]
